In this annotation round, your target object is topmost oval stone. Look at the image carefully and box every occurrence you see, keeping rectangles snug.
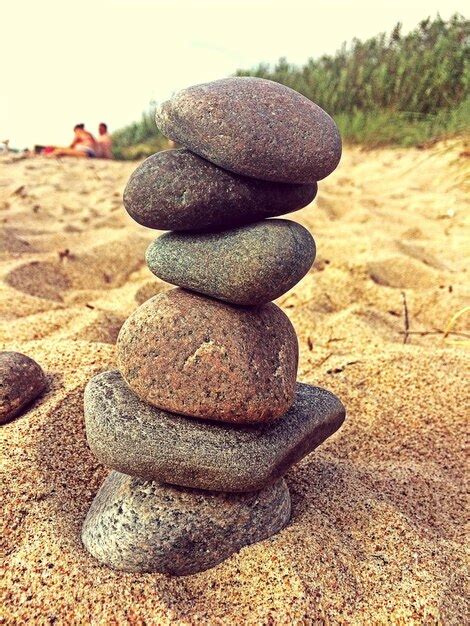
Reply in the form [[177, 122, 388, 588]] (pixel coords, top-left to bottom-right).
[[155, 77, 342, 184]]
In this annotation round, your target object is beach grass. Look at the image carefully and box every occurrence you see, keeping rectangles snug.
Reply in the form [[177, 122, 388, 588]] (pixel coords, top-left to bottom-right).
[[112, 14, 469, 158]]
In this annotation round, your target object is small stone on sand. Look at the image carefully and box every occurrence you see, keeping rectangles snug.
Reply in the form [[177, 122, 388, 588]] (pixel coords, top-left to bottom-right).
[[0, 351, 47, 424]]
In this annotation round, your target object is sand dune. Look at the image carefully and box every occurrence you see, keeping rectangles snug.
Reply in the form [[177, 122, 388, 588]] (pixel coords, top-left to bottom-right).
[[1, 142, 469, 624]]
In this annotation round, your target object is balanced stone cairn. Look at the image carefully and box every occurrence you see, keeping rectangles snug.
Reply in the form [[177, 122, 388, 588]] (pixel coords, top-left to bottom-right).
[[82, 77, 346, 576]]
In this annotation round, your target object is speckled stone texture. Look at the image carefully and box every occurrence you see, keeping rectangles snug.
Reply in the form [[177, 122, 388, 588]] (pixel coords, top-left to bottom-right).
[[155, 77, 342, 183], [146, 219, 315, 305], [85, 370, 345, 492], [82, 471, 291, 575], [123, 149, 317, 231], [0, 351, 47, 424], [116, 289, 298, 424]]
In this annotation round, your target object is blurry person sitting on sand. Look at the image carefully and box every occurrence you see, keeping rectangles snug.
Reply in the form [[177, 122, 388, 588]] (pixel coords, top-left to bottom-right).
[[95, 123, 113, 159], [47, 124, 97, 158]]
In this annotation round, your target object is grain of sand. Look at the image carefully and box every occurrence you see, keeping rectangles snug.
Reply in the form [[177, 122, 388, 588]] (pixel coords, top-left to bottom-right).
[[1, 142, 469, 624]]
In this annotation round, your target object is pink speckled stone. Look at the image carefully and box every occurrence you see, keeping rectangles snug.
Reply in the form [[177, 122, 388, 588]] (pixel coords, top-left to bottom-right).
[[116, 289, 298, 424]]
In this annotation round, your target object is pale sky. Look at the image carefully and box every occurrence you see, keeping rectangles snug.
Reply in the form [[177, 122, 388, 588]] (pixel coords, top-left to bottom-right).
[[2, 0, 467, 149]]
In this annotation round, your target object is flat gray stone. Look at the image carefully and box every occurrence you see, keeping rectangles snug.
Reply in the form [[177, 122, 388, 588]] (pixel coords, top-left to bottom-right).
[[82, 471, 291, 575], [84, 370, 345, 492], [146, 219, 315, 305], [0, 351, 47, 424], [123, 148, 317, 231], [155, 77, 341, 183]]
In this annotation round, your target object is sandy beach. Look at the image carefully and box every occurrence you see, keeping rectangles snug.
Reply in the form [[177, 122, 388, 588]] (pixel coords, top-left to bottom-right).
[[1, 142, 469, 624]]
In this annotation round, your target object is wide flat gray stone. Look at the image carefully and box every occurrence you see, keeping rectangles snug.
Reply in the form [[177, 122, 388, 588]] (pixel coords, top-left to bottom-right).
[[84, 370, 345, 492], [123, 148, 316, 231], [146, 219, 316, 305], [155, 77, 341, 183], [82, 471, 291, 575]]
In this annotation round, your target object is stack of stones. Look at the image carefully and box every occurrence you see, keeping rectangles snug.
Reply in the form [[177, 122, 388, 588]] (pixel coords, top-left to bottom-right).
[[82, 77, 346, 576]]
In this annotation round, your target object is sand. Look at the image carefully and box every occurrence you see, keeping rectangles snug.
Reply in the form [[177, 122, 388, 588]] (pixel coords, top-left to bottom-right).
[[1, 142, 469, 624]]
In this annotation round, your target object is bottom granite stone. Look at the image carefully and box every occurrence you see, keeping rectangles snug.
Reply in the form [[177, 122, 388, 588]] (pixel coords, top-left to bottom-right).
[[81, 471, 291, 575]]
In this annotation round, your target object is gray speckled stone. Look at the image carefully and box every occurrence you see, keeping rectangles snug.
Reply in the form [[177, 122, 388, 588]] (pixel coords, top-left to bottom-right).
[[117, 289, 298, 424], [81, 471, 291, 575], [146, 219, 315, 305], [123, 149, 317, 231], [155, 77, 341, 183], [0, 351, 47, 424], [85, 371, 345, 492]]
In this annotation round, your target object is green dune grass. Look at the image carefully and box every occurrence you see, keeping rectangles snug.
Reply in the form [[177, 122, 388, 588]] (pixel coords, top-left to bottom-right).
[[113, 14, 469, 158]]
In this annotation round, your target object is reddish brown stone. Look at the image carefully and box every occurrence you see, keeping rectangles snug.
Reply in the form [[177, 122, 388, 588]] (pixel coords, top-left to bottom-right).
[[116, 289, 298, 424], [155, 77, 342, 183], [0, 352, 47, 424]]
